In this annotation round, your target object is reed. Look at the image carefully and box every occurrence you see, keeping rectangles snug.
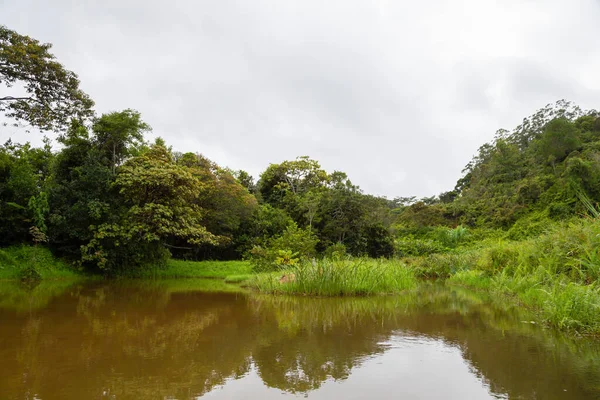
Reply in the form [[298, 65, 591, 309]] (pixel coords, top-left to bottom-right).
[[250, 258, 416, 296]]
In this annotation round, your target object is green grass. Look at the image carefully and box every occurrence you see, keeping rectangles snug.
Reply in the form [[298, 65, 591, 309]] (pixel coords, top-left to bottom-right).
[[130, 259, 252, 279], [0, 246, 81, 281], [429, 219, 600, 334], [224, 274, 254, 283], [249, 258, 416, 296], [449, 270, 600, 334]]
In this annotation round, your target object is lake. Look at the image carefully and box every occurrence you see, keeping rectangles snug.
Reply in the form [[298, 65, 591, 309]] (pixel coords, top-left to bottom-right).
[[0, 279, 599, 399]]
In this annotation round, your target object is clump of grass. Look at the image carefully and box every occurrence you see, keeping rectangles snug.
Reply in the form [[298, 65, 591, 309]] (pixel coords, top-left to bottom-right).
[[250, 258, 416, 296], [541, 282, 600, 332]]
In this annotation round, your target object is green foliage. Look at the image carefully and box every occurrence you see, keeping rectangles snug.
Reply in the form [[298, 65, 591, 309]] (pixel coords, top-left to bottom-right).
[[395, 237, 447, 257], [533, 118, 581, 164], [250, 223, 318, 272], [418, 218, 600, 333], [436, 225, 469, 247], [0, 25, 94, 131], [251, 258, 416, 296], [0, 246, 79, 280], [174, 152, 258, 259], [506, 211, 553, 240], [258, 156, 328, 212], [361, 224, 395, 258], [1, 33, 600, 307], [92, 109, 150, 173], [323, 242, 347, 260], [0, 140, 54, 245], [28, 192, 49, 233], [577, 191, 600, 218], [81, 145, 219, 273], [434, 101, 600, 229]]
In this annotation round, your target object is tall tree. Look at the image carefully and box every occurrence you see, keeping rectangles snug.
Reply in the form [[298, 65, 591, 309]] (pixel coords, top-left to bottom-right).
[[92, 109, 150, 174], [81, 145, 219, 272], [0, 26, 94, 131]]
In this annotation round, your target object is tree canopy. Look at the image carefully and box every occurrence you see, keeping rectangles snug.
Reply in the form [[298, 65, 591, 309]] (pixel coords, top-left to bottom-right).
[[0, 25, 94, 131]]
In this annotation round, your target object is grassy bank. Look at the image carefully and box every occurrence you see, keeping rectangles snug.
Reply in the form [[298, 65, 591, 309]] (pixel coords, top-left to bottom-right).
[[129, 259, 253, 281], [249, 258, 416, 296], [0, 247, 252, 283], [0, 246, 82, 281], [406, 219, 600, 334], [3, 219, 599, 335]]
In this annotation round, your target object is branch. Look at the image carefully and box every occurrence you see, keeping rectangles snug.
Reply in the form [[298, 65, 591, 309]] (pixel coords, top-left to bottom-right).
[[163, 243, 193, 250], [0, 96, 36, 102]]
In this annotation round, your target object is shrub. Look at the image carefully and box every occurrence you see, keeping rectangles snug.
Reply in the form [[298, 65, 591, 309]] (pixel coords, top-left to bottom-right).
[[249, 223, 317, 272], [506, 211, 552, 240], [395, 237, 447, 257], [408, 252, 477, 278], [323, 242, 347, 260], [436, 225, 469, 248]]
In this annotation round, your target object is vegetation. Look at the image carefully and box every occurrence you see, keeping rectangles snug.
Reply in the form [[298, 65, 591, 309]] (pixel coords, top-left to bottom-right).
[[250, 258, 415, 296], [0, 25, 94, 131], [130, 259, 252, 280], [406, 219, 600, 333], [0, 246, 80, 281], [2, 27, 600, 332]]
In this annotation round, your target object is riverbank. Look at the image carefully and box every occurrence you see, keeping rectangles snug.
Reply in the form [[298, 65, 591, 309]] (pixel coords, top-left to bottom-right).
[[0, 246, 80, 281], [0, 246, 253, 282], [127, 259, 253, 282], [407, 218, 600, 334], [2, 218, 600, 335]]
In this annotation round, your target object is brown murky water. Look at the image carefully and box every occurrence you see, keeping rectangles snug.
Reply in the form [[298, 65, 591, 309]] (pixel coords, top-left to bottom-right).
[[0, 279, 599, 399]]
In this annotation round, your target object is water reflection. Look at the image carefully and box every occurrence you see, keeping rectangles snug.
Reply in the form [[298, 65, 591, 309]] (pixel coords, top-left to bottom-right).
[[0, 280, 598, 399]]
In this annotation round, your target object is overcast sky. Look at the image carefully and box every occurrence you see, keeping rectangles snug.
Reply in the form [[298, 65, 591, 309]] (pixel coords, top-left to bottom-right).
[[1, 0, 599, 198]]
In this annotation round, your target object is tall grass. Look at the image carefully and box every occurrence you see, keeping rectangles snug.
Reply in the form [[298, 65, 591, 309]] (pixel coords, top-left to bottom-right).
[[439, 219, 600, 333], [250, 258, 416, 296]]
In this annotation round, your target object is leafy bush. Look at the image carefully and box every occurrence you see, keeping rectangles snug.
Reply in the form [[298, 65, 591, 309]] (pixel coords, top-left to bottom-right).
[[395, 237, 447, 257], [408, 252, 477, 278], [436, 225, 469, 248], [249, 223, 318, 272], [506, 211, 552, 240], [323, 242, 347, 260]]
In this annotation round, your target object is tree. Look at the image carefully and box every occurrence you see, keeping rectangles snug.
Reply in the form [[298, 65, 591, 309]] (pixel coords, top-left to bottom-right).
[[175, 153, 258, 259], [81, 145, 219, 272], [258, 156, 328, 209], [47, 122, 116, 259], [92, 109, 150, 174], [533, 118, 581, 165], [0, 26, 94, 131], [234, 170, 256, 193]]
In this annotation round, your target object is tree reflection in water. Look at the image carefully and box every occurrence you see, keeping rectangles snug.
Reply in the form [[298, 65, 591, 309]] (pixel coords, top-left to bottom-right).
[[0, 280, 599, 399]]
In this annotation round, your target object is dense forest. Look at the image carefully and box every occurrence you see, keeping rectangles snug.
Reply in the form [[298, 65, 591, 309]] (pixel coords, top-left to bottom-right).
[[1, 25, 600, 277]]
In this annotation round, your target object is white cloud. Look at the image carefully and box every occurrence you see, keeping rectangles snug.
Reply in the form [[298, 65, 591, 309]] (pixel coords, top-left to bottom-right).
[[1, 0, 599, 198]]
